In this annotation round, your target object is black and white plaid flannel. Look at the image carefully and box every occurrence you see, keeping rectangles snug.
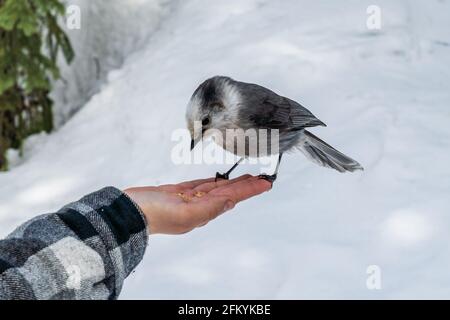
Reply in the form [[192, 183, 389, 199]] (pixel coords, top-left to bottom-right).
[[0, 187, 148, 300]]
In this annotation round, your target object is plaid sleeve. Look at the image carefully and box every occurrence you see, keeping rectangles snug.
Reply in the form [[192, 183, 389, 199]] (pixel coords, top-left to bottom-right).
[[0, 187, 148, 300]]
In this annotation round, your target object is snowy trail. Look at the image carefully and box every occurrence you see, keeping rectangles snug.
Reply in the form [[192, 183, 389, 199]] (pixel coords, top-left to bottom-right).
[[1, 0, 450, 299]]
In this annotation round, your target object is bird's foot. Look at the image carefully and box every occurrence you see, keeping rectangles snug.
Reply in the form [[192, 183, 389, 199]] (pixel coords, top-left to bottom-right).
[[215, 172, 229, 182], [258, 173, 277, 184]]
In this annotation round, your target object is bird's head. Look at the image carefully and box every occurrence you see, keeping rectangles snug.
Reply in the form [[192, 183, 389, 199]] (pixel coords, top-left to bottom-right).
[[186, 76, 241, 150]]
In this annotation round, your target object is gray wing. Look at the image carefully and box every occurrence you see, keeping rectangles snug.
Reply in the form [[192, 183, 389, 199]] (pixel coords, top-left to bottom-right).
[[238, 83, 326, 131]]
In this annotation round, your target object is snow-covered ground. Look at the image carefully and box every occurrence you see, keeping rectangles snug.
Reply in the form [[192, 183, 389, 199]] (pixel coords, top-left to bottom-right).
[[51, 0, 172, 126], [1, 0, 450, 299]]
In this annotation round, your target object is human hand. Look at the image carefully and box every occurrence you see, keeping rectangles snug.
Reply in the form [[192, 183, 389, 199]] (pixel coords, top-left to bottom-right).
[[124, 175, 272, 235]]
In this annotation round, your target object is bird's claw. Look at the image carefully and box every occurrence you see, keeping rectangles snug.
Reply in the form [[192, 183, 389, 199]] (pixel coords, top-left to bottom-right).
[[258, 174, 277, 184], [215, 172, 229, 182]]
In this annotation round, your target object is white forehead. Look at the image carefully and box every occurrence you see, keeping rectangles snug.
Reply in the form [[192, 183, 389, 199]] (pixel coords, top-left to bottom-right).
[[186, 93, 202, 122], [185, 78, 242, 123]]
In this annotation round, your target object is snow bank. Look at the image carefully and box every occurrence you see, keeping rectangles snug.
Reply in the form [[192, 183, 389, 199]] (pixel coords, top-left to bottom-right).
[[1, 0, 450, 299], [51, 0, 172, 126]]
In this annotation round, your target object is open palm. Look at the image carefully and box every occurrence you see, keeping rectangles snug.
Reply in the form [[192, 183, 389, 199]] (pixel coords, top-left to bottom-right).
[[125, 175, 272, 234]]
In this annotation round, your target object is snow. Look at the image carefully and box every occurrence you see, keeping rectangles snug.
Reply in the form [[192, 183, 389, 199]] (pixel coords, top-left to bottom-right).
[[1, 0, 450, 299], [51, 0, 172, 126]]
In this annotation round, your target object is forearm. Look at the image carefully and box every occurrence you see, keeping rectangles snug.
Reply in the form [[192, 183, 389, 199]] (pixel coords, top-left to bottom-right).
[[0, 187, 148, 300]]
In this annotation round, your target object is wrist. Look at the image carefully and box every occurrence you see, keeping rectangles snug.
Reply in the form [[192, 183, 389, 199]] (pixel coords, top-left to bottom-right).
[[123, 188, 153, 234]]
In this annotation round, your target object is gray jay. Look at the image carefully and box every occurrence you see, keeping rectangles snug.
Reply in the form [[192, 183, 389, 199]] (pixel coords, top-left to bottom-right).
[[186, 76, 363, 182]]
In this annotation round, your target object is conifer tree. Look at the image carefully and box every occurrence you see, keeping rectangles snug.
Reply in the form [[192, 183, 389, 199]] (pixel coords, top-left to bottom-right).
[[0, 0, 73, 170]]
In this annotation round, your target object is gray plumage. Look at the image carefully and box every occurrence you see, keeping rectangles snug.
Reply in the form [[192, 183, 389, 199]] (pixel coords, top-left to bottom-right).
[[186, 76, 363, 174]]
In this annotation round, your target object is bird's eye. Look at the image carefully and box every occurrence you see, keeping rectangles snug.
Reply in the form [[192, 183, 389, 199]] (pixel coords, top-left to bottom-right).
[[202, 117, 210, 126]]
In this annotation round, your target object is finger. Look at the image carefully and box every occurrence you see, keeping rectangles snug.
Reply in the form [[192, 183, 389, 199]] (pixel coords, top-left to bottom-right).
[[193, 174, 253, 193], [155, 184, 183, 193], [209, 177, 272, 203], [157, 177, 217, 193], [176, 177, 217, 189]]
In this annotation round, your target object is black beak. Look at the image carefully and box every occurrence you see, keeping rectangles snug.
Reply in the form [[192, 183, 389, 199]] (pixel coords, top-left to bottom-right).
[[190, 138, 201, 151], [191, 129, 206, 151]]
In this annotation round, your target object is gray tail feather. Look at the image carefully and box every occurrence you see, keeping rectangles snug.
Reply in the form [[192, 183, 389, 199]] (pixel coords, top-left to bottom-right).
[[298, 130, 363, 173]]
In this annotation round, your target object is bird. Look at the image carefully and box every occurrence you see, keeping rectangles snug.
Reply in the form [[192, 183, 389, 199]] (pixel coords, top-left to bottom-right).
[[186, 76, 363, 183]]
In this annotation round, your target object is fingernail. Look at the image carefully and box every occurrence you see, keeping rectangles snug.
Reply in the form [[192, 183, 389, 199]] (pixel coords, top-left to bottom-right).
[[224, 200, 235, 211]]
